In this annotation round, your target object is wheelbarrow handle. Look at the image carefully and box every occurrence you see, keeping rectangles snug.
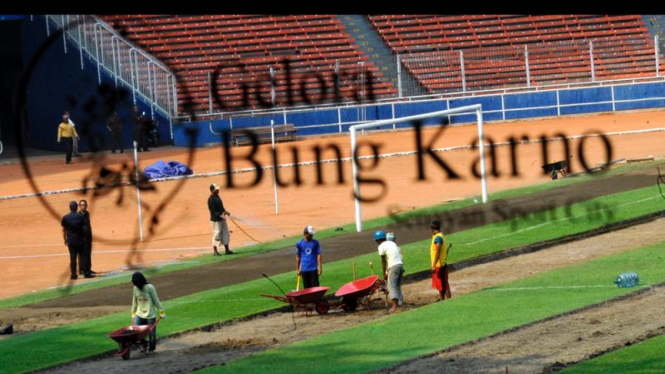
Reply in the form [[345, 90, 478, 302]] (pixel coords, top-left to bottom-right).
[[131, 317, 161, 331], [260, 293, 289, 303], [150, 317, 161, 331]]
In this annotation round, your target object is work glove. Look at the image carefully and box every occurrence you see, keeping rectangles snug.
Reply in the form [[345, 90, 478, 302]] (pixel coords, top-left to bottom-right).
[[159, 310, 166, 319]]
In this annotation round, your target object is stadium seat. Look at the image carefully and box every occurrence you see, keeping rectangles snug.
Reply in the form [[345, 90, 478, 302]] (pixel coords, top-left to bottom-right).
[[367, 14, 660, 94], [98, 14, 395, 112]]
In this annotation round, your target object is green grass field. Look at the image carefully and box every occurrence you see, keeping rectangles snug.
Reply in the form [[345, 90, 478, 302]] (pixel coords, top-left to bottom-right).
[[0, 183, 663, 373], [559, 334, 665, 374], [195, 241, 665, 374], [0, 160, 658, 311]]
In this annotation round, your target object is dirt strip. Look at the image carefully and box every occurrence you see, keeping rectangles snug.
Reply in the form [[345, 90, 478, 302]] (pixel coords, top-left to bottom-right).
[[379, 287, 665, 374], [33, 218, 665, 374]]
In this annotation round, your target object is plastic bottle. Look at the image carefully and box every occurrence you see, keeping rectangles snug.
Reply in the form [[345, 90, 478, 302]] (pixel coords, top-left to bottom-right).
[[614, 272, 639, 288]]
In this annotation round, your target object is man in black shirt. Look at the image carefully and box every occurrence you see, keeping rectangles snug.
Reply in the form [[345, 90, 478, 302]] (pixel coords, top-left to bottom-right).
[[78, 200, 96, 276], [107, 110, 124, 153], [208, 183, 233, 256], [61, 201, 94, 280], [132, 106, 148, 152]]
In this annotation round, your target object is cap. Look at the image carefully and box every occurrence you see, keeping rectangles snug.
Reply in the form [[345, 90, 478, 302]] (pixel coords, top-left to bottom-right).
[[386, 232, 395, 242], [374, 230, 386, 241], [304, 225, 315, 235], [210, 183, 221, 191]]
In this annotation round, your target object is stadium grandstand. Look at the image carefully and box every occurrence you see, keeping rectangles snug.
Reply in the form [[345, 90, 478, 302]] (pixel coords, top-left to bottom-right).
[[3, 14, 665, 152], [369, 15, 663, 93], [99, 15, 397, 113], [97, 15, 664, 114]]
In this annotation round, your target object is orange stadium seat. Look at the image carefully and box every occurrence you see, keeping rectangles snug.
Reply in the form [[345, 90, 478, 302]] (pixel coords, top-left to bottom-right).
[[104, 14, 398, 111], [367, 14, 660, 94]]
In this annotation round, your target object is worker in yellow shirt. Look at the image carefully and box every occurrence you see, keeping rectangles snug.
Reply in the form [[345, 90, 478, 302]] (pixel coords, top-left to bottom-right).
[[57, 114, 78, 164], [429, 219, 452, 301]]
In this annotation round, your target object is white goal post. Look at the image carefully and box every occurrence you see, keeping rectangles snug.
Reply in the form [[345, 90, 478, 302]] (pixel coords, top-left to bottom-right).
[[349, 104, 487, 232]]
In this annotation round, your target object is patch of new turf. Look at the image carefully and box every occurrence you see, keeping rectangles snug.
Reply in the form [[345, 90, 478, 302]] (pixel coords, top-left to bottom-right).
[[193, 242, 665, 374], [0, 184, 662, 373], [557, 333, 665, 374]]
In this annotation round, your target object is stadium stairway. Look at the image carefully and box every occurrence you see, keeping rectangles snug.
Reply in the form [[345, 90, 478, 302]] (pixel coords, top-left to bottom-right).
[[644, 15, 665, 56], [336, 15, 426, 97]]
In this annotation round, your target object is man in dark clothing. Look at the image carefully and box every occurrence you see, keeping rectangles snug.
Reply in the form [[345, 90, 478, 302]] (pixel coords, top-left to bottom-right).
[[132, 106, 148, 152], [61, 201, 94, 280], [78, 200, 97, 276], [107, 111, 124, 153], [208, 183, 233, 256]]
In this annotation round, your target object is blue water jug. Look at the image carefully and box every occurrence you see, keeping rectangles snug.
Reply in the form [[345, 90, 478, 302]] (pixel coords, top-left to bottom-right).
[[614, 272, 639, 288]]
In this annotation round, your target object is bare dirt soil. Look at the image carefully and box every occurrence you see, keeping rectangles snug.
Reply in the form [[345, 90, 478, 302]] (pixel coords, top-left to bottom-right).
[[379, 287, 665, 374], [33, 218, 665, 374]]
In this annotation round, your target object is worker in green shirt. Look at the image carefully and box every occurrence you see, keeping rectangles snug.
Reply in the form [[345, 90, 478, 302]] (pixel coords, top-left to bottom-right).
[[131, 272, 166, 354]]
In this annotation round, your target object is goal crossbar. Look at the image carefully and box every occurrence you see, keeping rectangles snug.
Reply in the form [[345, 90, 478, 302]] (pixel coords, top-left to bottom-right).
[[349, 104, 487, 232]]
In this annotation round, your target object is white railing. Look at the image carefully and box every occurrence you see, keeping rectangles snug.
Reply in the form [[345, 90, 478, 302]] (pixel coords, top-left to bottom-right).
[[397, 37, 662, 97], [44, 15, 177, 119], [44, 15, 662, 126], [204, 78, 665, 138], [188, 73, 665, 125]]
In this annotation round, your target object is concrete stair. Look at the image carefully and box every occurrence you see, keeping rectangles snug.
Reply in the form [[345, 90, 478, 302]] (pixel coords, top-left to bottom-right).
[[643, 15, 665, 57], [336, 15, 426, 97]]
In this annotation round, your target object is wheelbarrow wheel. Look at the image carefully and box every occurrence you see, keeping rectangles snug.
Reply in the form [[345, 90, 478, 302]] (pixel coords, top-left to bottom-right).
[[341, 297, 358, 312], [315, 300, 330, 315], [119, 344, 131, 360]]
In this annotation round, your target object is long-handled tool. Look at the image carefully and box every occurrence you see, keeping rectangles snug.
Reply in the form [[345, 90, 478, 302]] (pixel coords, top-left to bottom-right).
[[353, 262, 357, 281], [262, 273, 287, 296], [229, 216, 263, 244], [383, 273, 389, 309], [368, 262, 388, 307], [445, 243, 453, 299], [296, 274, 302, 291]]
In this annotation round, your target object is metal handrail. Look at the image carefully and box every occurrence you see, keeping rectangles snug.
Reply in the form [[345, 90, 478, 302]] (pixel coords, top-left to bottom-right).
[[202, 78, 665, 137], [44, 15, 176, 119], [175, 74, 665, 122]]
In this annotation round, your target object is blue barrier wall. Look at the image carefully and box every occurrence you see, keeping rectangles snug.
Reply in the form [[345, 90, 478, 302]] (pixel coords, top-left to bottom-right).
[[20, 19, 169, 152], [174, 80, 665, 147]]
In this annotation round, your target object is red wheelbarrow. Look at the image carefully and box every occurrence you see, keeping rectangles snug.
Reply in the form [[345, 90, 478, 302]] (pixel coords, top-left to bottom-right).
[[261, 286, 331, 315], [108, 319, 159, 360], [335, 275, 385, 312]]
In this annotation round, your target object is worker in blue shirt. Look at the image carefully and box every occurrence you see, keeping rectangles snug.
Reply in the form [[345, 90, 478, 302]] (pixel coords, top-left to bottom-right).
[[295, 225, 322, 289]]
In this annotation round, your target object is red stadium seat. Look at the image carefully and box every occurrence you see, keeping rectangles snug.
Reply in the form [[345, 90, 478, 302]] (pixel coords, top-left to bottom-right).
[[366, 14, 657, 94], [98, 14, 397, 112]]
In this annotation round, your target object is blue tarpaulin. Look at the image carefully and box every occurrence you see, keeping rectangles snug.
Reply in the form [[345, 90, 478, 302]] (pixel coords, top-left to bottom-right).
[[143, 160, 193, 179]]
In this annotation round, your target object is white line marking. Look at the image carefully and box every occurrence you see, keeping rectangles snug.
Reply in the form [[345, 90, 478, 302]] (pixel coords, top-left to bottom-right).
[[0, 246, 210, 260], [2, 127, 663, 201], [464, 195, 662, 246], [167, 298, 272, 304], [487, 285, 620, 291]]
